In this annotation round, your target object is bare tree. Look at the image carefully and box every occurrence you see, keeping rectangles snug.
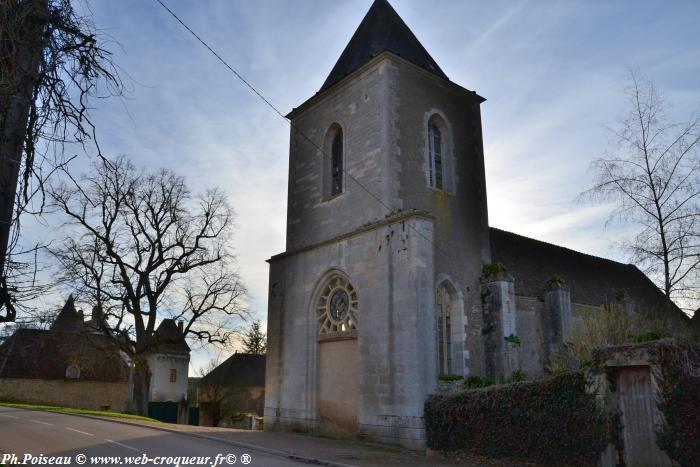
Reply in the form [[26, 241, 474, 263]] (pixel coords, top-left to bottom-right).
[[241, 320, 266, 355], [583, 72, 700, 312], [50, 155, 246, 415], [0, 0, 122, 322]]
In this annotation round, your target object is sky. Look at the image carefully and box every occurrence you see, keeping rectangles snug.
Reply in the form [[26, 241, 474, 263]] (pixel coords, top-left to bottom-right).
[[19, 0, 700, 373]]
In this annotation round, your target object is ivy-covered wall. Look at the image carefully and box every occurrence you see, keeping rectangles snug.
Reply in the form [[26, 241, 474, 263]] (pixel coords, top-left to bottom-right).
[[592, 341, 700, 467], [424, 372, 612, 466], [655, 343, 700, 466]]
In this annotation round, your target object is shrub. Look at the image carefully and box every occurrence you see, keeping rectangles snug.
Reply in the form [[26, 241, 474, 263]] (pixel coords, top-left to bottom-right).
[[654, 343, 700, 466], [480, 262, 508, 281], [631, 331, 669, 343], [548, 303, 685, 374], [504, 334, 521, 346], [425, 372, 612, 466], [547, 274, 566, 287], [465, 376, 493, 388], [437, 374, 464, 382]]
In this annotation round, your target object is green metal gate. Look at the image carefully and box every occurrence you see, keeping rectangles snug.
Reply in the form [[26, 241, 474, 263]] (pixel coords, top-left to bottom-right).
[[188, 407, 199, 425], [148, 401, 178, 423]]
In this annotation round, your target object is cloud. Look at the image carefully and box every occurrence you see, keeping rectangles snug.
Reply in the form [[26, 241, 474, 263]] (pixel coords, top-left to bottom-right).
[[13, 0, 699, 375]]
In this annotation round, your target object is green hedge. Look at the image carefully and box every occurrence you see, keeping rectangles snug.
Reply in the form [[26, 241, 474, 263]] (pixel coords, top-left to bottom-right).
[[425, 372, 612, 466]]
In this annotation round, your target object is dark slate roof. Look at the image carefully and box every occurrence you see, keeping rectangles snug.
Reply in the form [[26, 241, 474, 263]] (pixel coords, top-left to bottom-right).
[[320, 0, 447, 92], [199, 353, 265, 388], [691, 310, 700, 335], [489, 227, 681, 314], [0, 328, 129, 382], [50, 296, 84, 332], [152, 319, 190, 354]]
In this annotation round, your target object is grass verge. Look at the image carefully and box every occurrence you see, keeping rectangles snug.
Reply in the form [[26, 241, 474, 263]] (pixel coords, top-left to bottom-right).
[[0, 401, 159, 423]]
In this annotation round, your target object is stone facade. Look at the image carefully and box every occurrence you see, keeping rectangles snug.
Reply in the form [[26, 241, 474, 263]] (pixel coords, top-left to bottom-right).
[[147, 353, 189, 403], [268, 211, 437, 447], [146, 319, 191, 424], [267, 46, 490, 446], [265, 0, 690, 449]]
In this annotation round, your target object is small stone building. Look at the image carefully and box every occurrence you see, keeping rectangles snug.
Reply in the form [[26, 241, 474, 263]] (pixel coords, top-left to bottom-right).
[[0, 299, 193, 421], [198, 353, 265, 427], [147, 319, 190, 404], [145, 318, 191, 424], [0, 297, 131, 410], [265, 0, 691, 448]]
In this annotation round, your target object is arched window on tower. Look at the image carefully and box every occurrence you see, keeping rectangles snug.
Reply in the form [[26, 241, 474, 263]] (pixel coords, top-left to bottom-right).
[[436, 283, 452, 375], [428, 119, 443, 190], [427, 113, 454, 192], [331, 129, 343, 196], [323, 124, 344, 199]]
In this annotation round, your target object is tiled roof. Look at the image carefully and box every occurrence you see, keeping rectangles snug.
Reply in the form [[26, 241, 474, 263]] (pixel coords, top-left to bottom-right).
[[152, 319, 190, 354], [199, 353, 265, 388], [320, 0, 447, 92], [0, 328, 130, 382], [489, 227, 682, 315]]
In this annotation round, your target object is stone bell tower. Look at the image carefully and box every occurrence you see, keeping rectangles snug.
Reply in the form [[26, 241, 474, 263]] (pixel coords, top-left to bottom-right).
[[265, 0, 490, 448]]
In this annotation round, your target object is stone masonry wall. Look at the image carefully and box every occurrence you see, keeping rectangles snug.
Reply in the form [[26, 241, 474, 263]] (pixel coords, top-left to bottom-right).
[[286, 59, 392, 252], [0, 378, 129, 411], [515, 295, 547, 379], [271, 53, 492, 447], [390, 56, 491, 378], [148, 353, 189, 403], [265, 213, 436, 448]]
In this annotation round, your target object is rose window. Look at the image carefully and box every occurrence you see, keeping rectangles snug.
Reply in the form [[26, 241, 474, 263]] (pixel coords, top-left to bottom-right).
[[317, 276, 358, 336]]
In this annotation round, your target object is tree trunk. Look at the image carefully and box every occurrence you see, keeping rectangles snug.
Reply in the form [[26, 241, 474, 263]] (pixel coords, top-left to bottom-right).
[[129, 355, 151, 416], [0, 0, 48, 321]]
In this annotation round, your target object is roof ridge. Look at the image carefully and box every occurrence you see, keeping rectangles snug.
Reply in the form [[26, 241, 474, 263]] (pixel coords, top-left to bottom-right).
[[489, 226, 632, 268]]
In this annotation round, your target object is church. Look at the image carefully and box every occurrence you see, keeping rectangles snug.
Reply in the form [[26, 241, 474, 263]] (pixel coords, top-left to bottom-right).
[[264, 0, 688, 448]]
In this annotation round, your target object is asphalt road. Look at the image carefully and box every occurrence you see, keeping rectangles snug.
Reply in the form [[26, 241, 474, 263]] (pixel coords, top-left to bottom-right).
[[0, 406, 306, 467]]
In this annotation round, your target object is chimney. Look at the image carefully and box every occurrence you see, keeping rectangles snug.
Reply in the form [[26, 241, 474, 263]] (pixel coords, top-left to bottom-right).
[[91, 305, 104, 323], [177, 320, 184, 334]]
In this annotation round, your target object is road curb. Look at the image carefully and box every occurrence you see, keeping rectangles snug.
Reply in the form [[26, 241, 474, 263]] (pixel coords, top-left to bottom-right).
[[71, 413, 356, 467]]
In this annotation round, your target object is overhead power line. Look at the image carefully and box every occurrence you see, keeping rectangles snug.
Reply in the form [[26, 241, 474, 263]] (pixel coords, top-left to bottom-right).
[[153, 0, 452, 261]]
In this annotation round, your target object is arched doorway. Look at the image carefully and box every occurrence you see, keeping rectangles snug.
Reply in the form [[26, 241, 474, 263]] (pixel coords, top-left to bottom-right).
[[315, 273, 359, 434]]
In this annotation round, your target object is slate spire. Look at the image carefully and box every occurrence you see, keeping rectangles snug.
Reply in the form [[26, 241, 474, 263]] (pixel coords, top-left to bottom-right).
[[320, 0, 447, 92]]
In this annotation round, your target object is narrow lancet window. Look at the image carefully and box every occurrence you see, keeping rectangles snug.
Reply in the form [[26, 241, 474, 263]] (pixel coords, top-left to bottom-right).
[[331, 129, 343, 196], [429, 120, 443, 189], [437, 284, 452, 375]]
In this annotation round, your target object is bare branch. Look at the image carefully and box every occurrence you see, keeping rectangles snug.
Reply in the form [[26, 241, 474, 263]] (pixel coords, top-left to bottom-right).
[[1, 0, 124, 322], [583, 71, 700, 312], [49, 155, 246, 414]]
